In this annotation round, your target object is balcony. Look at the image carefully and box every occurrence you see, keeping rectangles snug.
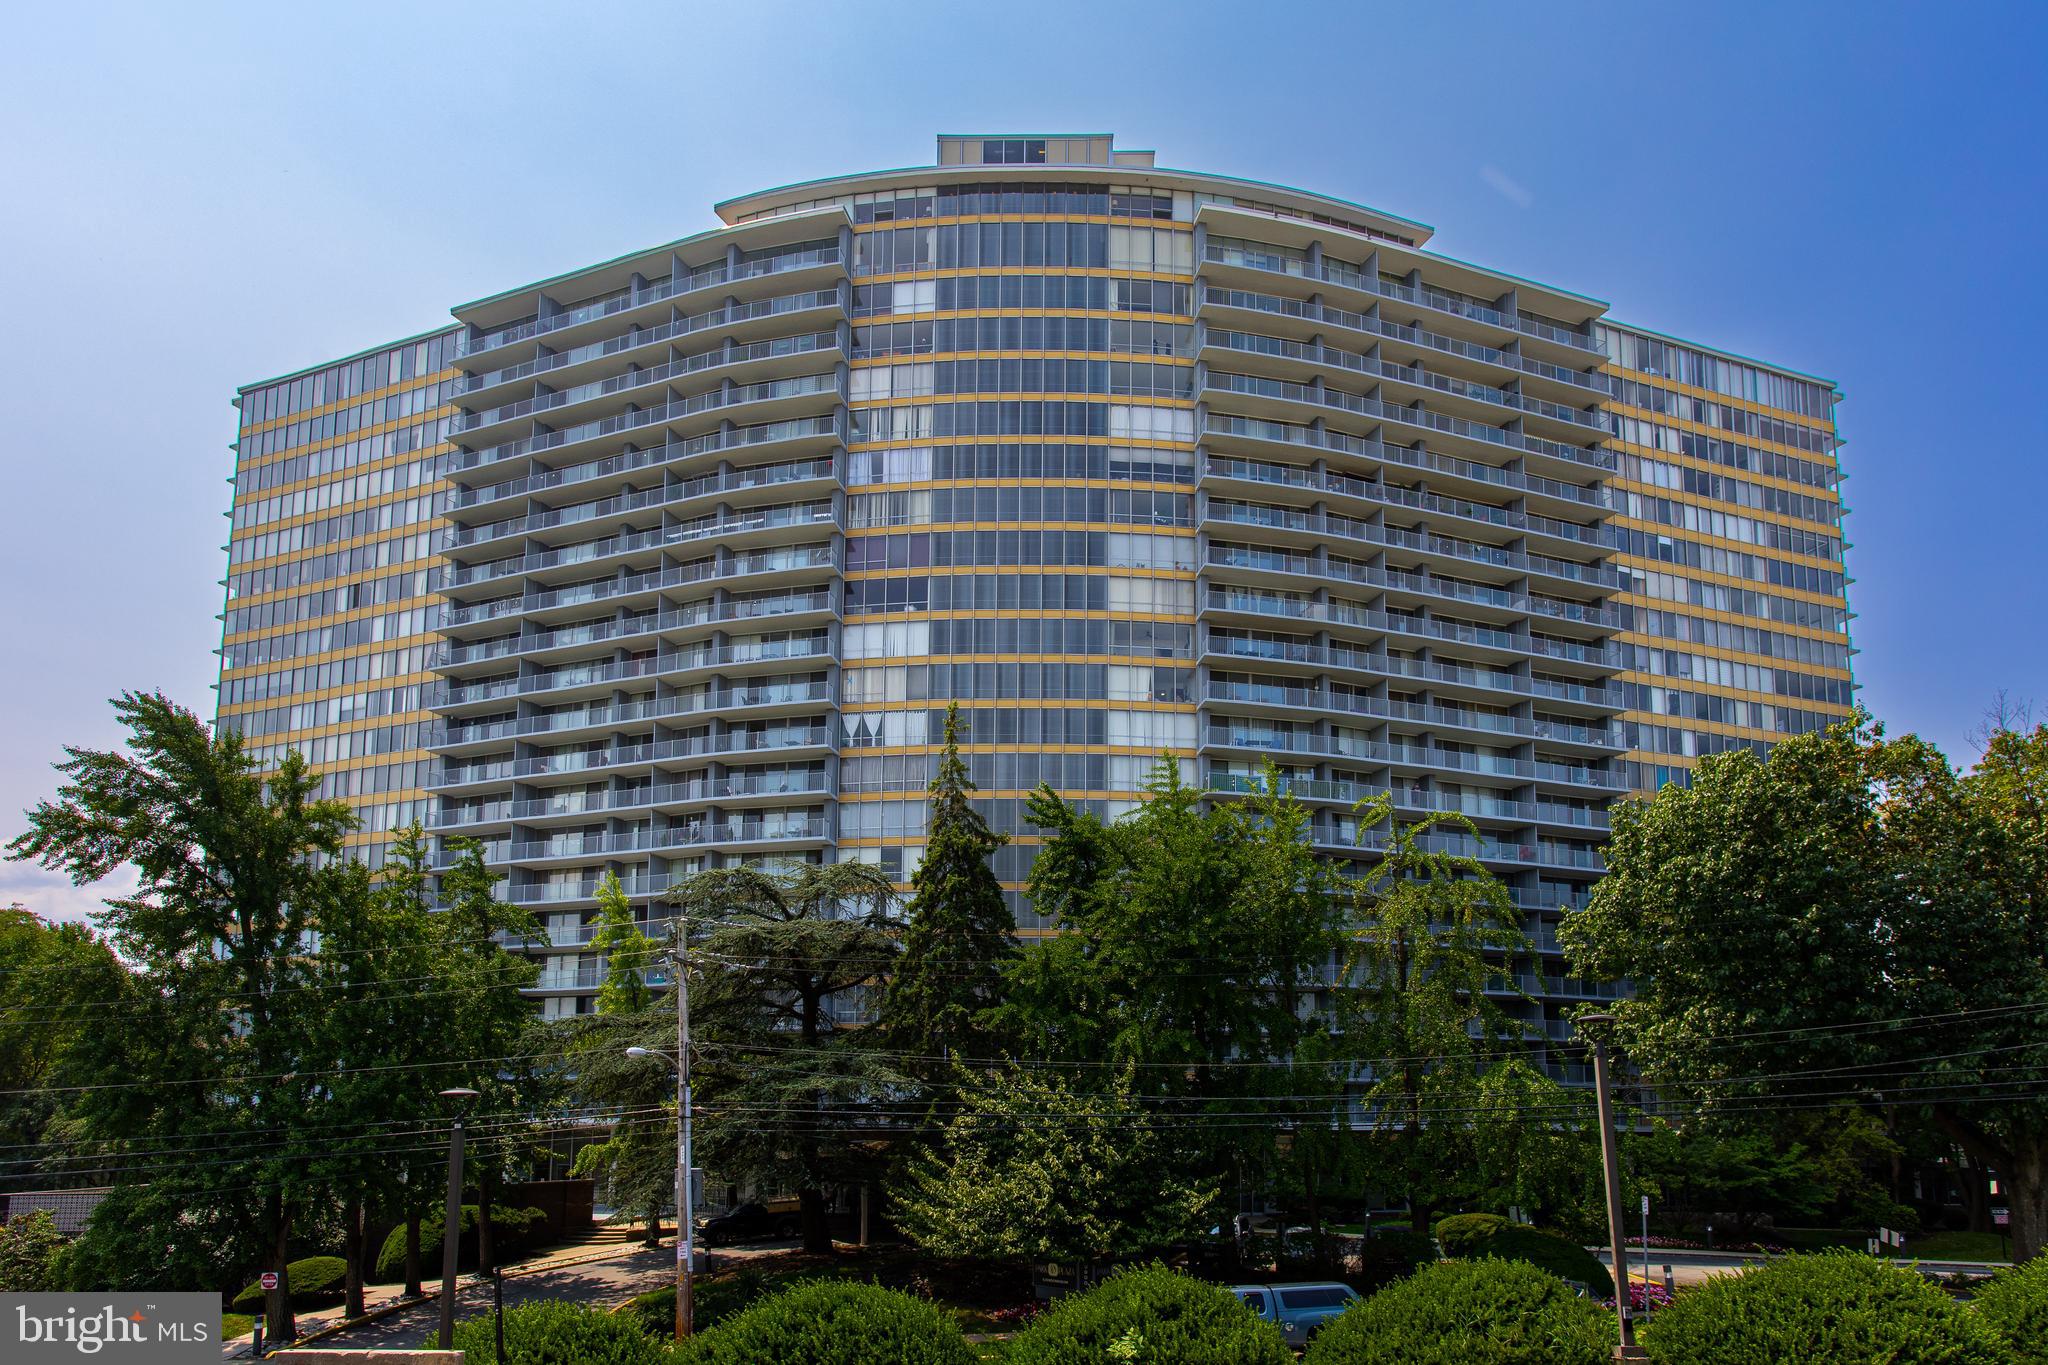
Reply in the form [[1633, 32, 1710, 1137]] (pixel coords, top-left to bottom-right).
[[444, 415, 845, 517], [449, 372, 842, 479], [1201, 679, 1625, 751], [1199, 415, 1603, 513], [1202, 500, 1618, 593], [1200, 455, 1609, 553], [1200, 725, 1628, 791], [1206, 772, 1610, 830], [458, 244, 844, 361], [1198, 286, 1612, 397], [1201, 634, 1622, 710], [1201, 242, 1603, 356], [1203, 545, 1622, 633], [1201, 332, 1607, 435]]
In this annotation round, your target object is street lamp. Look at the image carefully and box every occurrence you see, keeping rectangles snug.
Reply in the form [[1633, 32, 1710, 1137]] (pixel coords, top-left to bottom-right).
[[1577, 1015, 1646, 1362], [436, 1087, 480, 1352], [627, 939, 695, 1346]]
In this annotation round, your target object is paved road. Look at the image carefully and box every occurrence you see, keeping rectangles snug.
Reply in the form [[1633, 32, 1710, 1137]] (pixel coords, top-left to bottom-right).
[[1593, 1247, 2007, 1287], [284, 1240, 796, 1352]]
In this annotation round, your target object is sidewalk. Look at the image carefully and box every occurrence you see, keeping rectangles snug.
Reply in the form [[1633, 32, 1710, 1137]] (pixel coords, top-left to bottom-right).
[[222, 1226, 654, 1358]]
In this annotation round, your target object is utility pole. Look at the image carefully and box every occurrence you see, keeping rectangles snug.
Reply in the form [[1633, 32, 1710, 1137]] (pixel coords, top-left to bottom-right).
[[1579, 1015, 1645, 1362], [629, 925, 695, 1342], [436, 1087, 479, 1352], [676, 927, 695, 1342]]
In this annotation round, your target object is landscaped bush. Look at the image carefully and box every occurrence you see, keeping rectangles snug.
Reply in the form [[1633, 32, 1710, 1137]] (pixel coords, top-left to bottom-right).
[[454, 1300, 667, 1365], [677, 1279, 974, 1365], [230, 1255, 348, 1310], [1427, 1213, 1611, 1296], [1305, 1258, 1613, 1365], [1973, 1255, 2048, 1364], [1354, 1227, 1436, 1291], [1002, 1264, 1290, 1365], [1640, 1250, 2007, 1364], [1432, 1212, 1510, 1257], [372, 1204, 550, 1281]]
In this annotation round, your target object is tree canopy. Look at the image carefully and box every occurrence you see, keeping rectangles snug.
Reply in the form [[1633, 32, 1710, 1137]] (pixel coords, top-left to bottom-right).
[[1559, 717, 2048, 1261]]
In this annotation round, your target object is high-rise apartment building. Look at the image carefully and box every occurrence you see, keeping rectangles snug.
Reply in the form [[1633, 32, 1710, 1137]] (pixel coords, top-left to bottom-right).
[[219, 134, 1853, 1043], [220, 331, 458, 869]]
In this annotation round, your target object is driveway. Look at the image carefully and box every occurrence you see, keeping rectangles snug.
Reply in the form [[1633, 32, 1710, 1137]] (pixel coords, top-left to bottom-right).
[[243, 1238, 798, 1354]]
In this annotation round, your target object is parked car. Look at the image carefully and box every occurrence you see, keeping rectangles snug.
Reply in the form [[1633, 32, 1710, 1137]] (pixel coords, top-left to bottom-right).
[[695, 1201, 799, 1246], [1229, 1281, 1360, 1346]]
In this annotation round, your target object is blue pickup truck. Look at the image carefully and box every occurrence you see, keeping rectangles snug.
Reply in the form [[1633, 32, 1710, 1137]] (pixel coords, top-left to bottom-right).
[[1229, 1281, 1360, 1346]]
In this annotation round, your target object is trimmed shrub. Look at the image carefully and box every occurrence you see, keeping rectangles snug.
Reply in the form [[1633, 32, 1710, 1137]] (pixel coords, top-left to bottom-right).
[[678, 1279, 974, 1365], [231, 1255, 348, 1310], [1305, 1258, 1613, 1365], [372, 1204, 549, 1281], [1003, 1264, 1290, 1365], [1355, 1227, 1437, 1291], [1974, 1255, 2048, 1365], [1425, 1214, 1610, 1297], [1640, 1250, 2007, 1364], [453, 1300, 667, 1365], [1484, 1226, 1612, 1298], [1433, 1212, 1509, 1257]]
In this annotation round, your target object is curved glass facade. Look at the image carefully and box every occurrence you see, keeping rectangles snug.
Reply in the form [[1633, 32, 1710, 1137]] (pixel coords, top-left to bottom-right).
[[220, 135, 1849, 1051]]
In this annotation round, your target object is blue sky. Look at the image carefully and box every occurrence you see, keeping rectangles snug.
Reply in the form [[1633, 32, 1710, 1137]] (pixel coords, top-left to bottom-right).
[[2, 2, 2043, 919]]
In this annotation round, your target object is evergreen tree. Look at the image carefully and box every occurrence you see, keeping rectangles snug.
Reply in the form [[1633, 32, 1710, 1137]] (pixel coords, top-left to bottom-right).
[[1338, 795, 1554, 1232], [568, 871, 673, 1244], [877, 703, 1017, 1074], [432, 838, 545, 1272], [668, 862, 901, 1253], [8, 693, 355, 1340], [589, 871, 657, 1015]]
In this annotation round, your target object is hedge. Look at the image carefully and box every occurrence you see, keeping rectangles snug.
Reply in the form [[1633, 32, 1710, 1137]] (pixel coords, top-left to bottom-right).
[[1354, 1227, 1436, 1291], [230, 1256, 347, 1311], [373, 1204, 548, 1281], [1640, 1251, 2007, 1364], [1002, 1264, 1291, 1365], [677, 1279, 974, 1365], [1305, 1258, 1614, 1365], [1973, 1255, 2048, 1365], [1429, 1213, 1611, 1297], [453, 1300, 667, 1365]]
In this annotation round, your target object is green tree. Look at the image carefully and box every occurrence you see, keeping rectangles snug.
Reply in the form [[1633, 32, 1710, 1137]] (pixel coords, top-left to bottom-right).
[[568, 872, 673, 1245], [0, 1209, 64, 1291], [666, 861, 901, 1254], [8, 692, 356, 1341], [431, 838, 545, 1273], [1339, 797, 1568, 1232], [995, 761, 1339, 1202], [0, 907, 130, 1185], [1559, 716, 2048, 1262], [890, 1064, 1215, 1266], [589, 871, 657, 1016], [876, 703, 1017, 1077]]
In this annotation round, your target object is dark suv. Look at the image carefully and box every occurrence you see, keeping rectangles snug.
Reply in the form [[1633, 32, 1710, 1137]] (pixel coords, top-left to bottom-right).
[[695, 1202, 798, 1246]]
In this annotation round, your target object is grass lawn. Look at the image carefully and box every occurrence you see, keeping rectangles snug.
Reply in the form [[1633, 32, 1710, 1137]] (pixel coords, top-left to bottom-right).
[[1899, 1230, 2011, 1262], [220, 1313, 255, 1340]]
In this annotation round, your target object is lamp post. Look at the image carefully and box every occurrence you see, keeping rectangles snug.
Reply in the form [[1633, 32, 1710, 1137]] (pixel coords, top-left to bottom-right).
[[628, 930, 693, 1343], [1578, 1015, 1646, 1362], [436, 1087, 480, 1352]]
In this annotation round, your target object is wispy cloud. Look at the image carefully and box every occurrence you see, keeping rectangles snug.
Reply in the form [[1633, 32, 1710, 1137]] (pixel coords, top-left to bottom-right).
[[0, 864, 136, 926], [1480, 165, 1534, 209]]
